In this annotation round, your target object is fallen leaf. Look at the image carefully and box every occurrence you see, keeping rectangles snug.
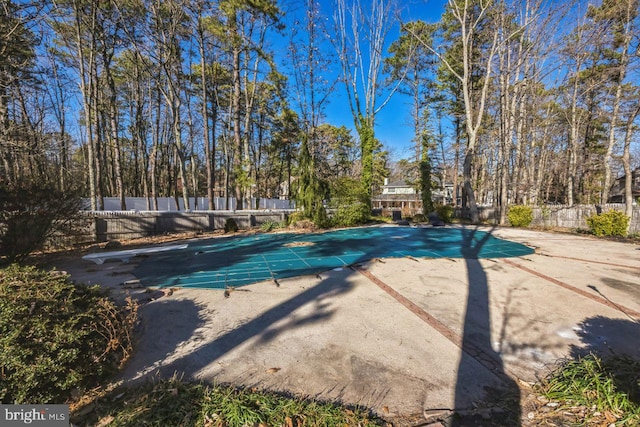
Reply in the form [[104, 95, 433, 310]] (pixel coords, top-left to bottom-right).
[[96, 415, 114, 427], [265, 367, 281, 374]]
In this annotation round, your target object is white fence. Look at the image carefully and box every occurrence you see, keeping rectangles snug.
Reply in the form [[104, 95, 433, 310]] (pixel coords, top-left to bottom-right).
[[83, 197, 295, 211]]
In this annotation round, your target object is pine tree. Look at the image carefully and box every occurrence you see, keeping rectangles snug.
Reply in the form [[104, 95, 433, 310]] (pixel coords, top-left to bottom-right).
[[294, 134, 328, 226]]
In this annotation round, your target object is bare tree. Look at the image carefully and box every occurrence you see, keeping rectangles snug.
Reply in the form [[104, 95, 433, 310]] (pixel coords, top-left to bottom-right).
[[192, 0, 216, 209], [594, 0, 638, 203], [217, 0, 280, 209], [64, 0, 100, 209], [148, 0, 191, 210], [495, 0, 555, 222], [435, 0, 502, 222], [622, 96, 640, 227], [334, 0, 400, 201]]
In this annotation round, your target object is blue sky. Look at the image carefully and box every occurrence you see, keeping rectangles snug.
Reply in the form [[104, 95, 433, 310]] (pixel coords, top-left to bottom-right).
[[340, 0, 448, 160], [277, 0, 448, 161], [41, 0, 448, 163]]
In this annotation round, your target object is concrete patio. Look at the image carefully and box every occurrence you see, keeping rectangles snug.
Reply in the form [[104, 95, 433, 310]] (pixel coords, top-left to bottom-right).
[[57, 226, 640, 425]]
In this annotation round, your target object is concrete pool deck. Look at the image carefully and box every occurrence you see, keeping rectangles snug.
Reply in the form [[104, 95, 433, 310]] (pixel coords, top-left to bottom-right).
[[57, 225, 640, 425]]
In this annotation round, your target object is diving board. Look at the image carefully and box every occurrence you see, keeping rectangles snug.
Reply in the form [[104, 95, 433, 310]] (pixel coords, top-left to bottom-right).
[[82, 244, 189, 264]]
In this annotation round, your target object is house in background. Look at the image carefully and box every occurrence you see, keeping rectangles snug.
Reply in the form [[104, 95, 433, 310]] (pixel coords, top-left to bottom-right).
[[371, 178, 420, 216], [432, 176, 456, 206], [608, 167, 640, 203], [372, 178, 455, 216]]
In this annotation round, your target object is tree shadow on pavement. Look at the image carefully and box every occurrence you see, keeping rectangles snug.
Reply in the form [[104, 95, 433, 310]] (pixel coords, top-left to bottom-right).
[[571, 314, 640, 360], [126, 272, 354, 385], [570, 315, 640, 407], [450, 226, 521, 426], [118, 298, 208, 384]]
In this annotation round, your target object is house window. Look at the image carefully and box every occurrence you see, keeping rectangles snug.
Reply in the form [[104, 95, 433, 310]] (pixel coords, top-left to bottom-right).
[[387, 188, 396, 193]]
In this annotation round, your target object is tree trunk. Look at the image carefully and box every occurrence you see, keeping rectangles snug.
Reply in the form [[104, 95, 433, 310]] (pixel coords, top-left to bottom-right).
[[92, 69, 104, 210], [105, 58, 126, 210], [150, 84, 161, 211], [74, 1, 98, 210], [173, 105, 190, 211], [50, 59, 68, 191], [463, 147, 479, 222], [514, 91, 527, 203], [498, 67, 509, 224], [567, 76, 580, 207], [230, 10, 243, 209], [198, 25, 214, 210], [622, 103, 640, 232]]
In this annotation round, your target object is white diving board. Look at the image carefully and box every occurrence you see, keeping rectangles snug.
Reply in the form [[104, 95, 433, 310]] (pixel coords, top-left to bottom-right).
[[82, 244, 189, 265]]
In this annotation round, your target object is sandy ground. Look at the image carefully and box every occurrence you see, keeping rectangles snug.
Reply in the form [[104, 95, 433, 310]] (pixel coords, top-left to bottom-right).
[[53, 225, 640, 425]]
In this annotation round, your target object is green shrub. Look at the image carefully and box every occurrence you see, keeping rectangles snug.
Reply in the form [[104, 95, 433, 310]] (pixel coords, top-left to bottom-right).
[[286, 211, 305, 226], [412, 214, 427, 223], [332, 202, 370, 227], [507, 205, 534, 227], [0, 181, 83, 265], [224, 218, 239, 233], [434, 204, 454, 223], [325, 177, 370, 227], [285, 210, 325, 228], [260, 219, 282, 232], [311, 208, 331, 228], [586, 210, 630, 237], [0, 265, 136, 403]]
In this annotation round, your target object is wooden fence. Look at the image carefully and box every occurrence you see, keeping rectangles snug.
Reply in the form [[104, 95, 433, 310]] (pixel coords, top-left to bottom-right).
[[66, 210, 292, 244], [61, 204, 638, 246], [472, 204, 640, 233]]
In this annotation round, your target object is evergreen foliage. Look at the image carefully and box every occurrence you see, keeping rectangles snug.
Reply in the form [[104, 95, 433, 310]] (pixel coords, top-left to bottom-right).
[[332, 203, 370, 227], [292, 135, 329, 227], [224, 218, 239, 233], [0, 265, 136, 404], [0, 181, 83, 265], [356, 117, 376, 204], [420, 133, 434, 215], [328, 177, 371, 227], [434, 204, 454, 223]]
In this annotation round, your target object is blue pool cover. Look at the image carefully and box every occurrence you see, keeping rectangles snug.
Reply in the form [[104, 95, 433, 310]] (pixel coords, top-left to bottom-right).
[[134, 226, 534, 289]]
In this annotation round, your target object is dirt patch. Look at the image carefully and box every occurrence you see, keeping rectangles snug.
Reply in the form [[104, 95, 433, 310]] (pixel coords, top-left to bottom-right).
[[283, 241, 315, 248]]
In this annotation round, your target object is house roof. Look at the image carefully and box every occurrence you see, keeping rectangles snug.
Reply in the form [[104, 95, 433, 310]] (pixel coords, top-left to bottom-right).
[[614, 167, 640, 181], [383, 181, 413, 187]]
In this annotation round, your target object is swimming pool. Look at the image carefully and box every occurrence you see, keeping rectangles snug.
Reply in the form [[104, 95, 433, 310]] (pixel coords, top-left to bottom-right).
[[133, 226, 534, 289]]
